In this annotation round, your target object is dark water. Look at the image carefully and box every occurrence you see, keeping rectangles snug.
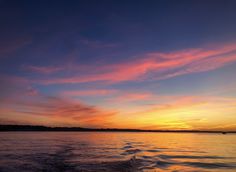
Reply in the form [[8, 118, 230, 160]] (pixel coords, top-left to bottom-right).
[[0, 132, 236, 172]]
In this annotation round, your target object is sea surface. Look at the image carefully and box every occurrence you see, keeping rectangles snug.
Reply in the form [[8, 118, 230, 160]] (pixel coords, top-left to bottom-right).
[[0, 132, 236, 172]]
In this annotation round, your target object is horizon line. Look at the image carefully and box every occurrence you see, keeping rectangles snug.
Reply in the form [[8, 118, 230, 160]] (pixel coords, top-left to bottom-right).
[[0, 124, 235, 133]]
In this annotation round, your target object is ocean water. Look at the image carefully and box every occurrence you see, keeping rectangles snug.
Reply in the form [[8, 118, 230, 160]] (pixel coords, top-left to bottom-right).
[[0, 132, 236, 172]]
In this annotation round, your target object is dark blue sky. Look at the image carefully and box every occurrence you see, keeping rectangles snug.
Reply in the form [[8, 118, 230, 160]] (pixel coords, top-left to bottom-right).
[[1, 0, 236, 69]]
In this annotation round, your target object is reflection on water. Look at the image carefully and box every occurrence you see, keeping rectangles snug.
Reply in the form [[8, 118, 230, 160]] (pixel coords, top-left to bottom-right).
[[0, 132, 236, 171]]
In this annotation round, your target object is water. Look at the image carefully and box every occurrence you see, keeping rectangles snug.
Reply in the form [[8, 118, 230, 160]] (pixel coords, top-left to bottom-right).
[[0, 132, 236, 172]]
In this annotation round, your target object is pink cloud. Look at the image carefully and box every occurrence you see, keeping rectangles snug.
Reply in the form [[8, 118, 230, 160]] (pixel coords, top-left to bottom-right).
[[110, 92, 153, 102], [0, 75, 33, 103], [60, 88, 155, 103], [61, 89, 117, 97], [0, 75, 118, 127], [24, 65, 64, 74], [0, 37, 31, 58], [33, 42, 236, 85], [26, 86, 39, 96]]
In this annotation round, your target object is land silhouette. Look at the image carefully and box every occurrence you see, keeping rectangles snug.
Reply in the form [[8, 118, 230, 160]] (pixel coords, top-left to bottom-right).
[[0, 125, 235, 133]]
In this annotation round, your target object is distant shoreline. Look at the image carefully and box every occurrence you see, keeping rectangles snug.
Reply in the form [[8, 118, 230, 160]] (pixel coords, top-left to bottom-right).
[[0, 125, 235, 133]]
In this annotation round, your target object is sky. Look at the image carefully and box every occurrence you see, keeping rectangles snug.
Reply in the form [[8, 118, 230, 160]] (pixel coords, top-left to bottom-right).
[[1, 0, 236, 131]]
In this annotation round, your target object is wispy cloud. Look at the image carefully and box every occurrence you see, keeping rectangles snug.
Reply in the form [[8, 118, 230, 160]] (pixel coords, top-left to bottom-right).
[[61, 89, 117, 97], [110, 92, 153, 102], [32, 42, 236, 85], [61, 89, 153, 102], [0, 76, 118, 127], [124, 95, 236, 130], [1, 75, 236, 130], [23, 65, 64, 74], [0, 37, 31, 58]]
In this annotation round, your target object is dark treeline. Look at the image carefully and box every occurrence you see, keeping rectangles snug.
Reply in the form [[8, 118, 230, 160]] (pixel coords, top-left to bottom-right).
[[0, 125, 235, 133]]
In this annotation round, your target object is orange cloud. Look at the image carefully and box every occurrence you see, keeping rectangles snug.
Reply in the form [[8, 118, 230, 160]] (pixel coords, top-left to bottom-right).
[[0, 76, 118, 128], [120, 95, 236, 131], [0, 95, 118, 128], [1, 75, 236, 131]]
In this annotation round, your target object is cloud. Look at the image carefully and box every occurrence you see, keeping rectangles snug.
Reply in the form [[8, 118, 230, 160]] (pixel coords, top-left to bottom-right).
[[0, 75, 31, 101], [211, 123, 236, 131], [0, 94, 118, 127], [26, 86, 39, 96], [61, 89, 153, 103], [123, 95, 236, 131], [110, 92, 153, 103], [1, 75, 236, 130], [0, 37, 31, 58], [32, 42, 236, 85], [23, 65, 64, 74], [61, 89, 117, 97], [0, 75, 117, 127]]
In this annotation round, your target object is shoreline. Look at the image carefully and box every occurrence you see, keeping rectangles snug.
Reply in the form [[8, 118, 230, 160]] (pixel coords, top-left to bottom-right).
[[0, 125, 235, 133]]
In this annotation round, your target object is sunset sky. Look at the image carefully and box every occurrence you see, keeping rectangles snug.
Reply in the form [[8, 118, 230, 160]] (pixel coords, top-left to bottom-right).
[[1, 0, 236, 131]]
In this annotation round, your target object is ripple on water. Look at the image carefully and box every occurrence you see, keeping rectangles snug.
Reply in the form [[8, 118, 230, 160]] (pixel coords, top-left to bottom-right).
[[1, 132, 236, 172], [158, 154, 230, 160], [121, 149, 142, 155]]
